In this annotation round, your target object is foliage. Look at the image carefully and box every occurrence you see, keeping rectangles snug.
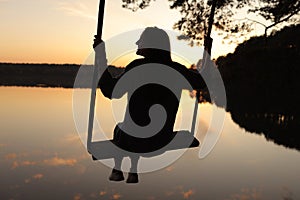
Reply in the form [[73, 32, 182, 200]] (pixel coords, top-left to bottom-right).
[[216, 24, 300, 114], [250, 0, 300, 24], [121, 0, 300, 44], [214, 25, 300, 152], [122, 0, 152, 11]]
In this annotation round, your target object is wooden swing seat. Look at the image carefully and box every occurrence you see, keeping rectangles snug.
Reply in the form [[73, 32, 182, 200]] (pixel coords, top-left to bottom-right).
[[89, 130, 199, 160]]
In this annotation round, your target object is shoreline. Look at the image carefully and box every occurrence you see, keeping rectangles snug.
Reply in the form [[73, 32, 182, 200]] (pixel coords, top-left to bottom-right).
[[0, 63, 124, 88]]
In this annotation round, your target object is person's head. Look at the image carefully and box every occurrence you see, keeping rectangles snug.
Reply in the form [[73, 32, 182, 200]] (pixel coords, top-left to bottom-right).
[[136, 27, 171, 60]]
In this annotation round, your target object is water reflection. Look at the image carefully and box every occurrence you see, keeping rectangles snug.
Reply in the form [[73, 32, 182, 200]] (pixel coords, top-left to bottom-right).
[[230, 111, 300, 151], [1, 87, 300, 200], [222, 85, 300, 151]]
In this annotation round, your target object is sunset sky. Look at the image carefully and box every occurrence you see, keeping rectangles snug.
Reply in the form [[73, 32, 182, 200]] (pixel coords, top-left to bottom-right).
[[0, 0, 266, 65]]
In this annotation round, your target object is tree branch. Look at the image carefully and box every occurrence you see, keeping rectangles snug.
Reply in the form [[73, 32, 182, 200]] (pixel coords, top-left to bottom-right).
[[266, 7, 300, 32]]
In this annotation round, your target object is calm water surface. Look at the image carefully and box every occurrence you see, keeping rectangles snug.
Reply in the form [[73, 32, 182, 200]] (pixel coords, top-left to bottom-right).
[[1, 87, 299, 200]]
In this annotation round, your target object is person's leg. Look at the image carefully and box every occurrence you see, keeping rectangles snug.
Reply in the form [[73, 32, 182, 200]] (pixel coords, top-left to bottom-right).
[[126, 155, 140, 183], [109, 124, 125, 181], [130, 155, 139, 173], [114, 156, 123, 171], [109, 156, 124, 181]]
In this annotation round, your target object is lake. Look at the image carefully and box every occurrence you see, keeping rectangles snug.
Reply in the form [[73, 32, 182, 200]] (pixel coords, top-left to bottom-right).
[[1, 87, 299, 200]]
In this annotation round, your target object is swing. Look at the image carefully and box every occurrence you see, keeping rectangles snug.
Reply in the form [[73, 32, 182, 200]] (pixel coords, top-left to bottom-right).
[[87, 0, 201, 160]]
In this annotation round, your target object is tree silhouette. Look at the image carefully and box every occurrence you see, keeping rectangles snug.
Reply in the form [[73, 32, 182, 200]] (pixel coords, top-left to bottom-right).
[[121, 0, 300, 44], [250, 0, 300, 36], [122, 0, 152, 11], [215, 24, 300, 151]]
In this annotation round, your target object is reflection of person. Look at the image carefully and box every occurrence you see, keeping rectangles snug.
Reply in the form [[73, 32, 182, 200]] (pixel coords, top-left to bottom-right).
[[95, 27, 206, 183]]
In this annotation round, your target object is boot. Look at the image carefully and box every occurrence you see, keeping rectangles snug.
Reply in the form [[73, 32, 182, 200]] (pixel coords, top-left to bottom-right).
[[126, 173, 139, 183], [109, 169, 124, 182]]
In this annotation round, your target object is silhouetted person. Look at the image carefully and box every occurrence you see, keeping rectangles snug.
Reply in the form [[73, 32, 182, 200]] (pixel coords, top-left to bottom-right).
[[95, 27, 206, 183]]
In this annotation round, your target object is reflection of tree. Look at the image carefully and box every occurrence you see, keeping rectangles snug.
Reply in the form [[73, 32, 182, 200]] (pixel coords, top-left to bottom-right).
[[215, 25, 300, 151], [231, 112, 300, 151]]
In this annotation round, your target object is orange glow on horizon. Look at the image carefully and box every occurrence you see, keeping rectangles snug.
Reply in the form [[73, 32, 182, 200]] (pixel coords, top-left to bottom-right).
[[0, 1, 266, 64]]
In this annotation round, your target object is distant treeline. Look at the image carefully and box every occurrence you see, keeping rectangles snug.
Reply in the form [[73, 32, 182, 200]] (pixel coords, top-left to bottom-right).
[[0, 63, 124, 88], [215, 24, 300, 151], [216, 24, 300, 115]]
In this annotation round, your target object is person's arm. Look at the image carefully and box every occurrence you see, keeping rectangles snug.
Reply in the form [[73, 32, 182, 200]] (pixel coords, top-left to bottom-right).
[[98, 69, 119, 99], [93, 38, 124, 99], [175, 62, 206, 90], [186, 69, 207, 90]]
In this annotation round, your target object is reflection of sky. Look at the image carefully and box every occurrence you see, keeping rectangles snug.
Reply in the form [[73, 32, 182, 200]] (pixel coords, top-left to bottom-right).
[[1, 87, 300, 200]]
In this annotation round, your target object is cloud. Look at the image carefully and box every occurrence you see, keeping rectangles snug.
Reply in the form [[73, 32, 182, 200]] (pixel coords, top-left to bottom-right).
[[99, 191, 107, 196], [33, 173, 44, 180], [226, 188, 262, 200], [112, 193, 122, 200], [4, 153, 17, 160], [165, 166, 174, 172], [182, 189, 195, 199], [22, 161, 37, 166], [10, 155, 77, 169], [5, 152, 30, 161], [43, 156, 77, 166], [24, 173, 44, 184], [165, 187, 195, 199], [11, 161, 19, 169], [58, 1, 96, 20], [73, 193, 82, 200], [5, 153, 17, 160], [11, 160, 37, 170]]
